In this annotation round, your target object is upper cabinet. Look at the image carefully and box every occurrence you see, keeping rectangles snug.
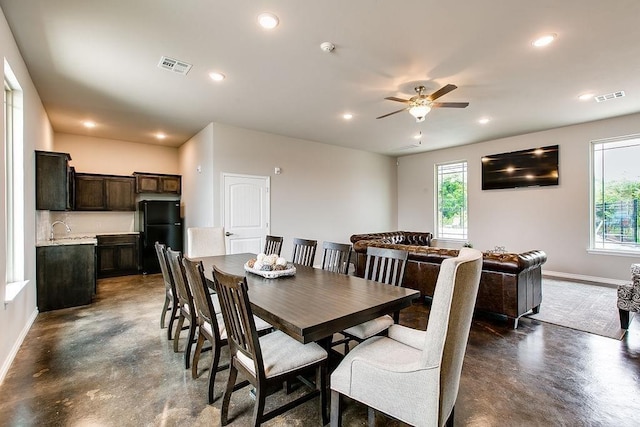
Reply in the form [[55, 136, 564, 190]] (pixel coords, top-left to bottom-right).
[[75, 173, 136, 211], [133, 172, 181, 194], [36, 151, 73, 211]]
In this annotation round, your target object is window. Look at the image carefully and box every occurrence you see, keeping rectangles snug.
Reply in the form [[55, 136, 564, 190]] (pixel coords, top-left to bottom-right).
[[591, 136, 640, 253], [435, 161, 468, 240], [4, 60, 25, 301]]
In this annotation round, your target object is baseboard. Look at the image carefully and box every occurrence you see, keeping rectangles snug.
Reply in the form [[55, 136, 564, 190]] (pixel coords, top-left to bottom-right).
[[543, 270, 626, 288], [0, 308, 38, 385]]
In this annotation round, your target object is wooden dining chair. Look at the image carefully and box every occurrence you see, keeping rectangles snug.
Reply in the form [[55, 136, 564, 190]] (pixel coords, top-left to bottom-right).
[[291, 237, 317, 267], [155, 242, 179, 340], [321, 241, 352, 274], [264, 235, 283, 256], [341, 246, 409, 344], [166, 248, 198, 369], [212, 265, 328, 426]]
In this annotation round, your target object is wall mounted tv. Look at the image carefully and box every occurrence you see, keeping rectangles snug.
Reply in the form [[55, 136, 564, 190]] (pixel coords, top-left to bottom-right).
[[481, 145, 559, 190]]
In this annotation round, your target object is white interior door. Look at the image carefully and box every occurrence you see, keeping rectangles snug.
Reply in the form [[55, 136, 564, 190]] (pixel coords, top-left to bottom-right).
[[223, 173, 270, 254]]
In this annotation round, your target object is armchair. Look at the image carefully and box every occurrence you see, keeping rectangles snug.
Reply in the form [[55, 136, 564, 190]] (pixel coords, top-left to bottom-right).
[[617, 263, 640, 329], [330, 248, 483, 427]]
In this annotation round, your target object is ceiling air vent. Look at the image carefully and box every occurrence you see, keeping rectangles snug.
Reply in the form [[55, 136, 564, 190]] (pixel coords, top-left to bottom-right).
[[157, 56, 192, 75], [594, 91, 625, 103]]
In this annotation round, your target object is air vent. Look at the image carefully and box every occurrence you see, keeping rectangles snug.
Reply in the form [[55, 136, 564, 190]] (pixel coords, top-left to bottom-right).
[[157, 56, 192, 75], [594, 91, 625, 103]]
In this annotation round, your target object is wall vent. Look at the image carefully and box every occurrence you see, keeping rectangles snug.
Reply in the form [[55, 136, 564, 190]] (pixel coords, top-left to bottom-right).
[[594, 91, 625, 103], [158, 56, 192, 75]]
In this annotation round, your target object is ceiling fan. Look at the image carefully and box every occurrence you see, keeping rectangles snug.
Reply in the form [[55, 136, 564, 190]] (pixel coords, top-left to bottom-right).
[[377, 84, 469, 122]]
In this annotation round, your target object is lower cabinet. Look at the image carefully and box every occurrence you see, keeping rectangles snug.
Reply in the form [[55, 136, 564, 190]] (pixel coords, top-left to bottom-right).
[[36, 244, 96, 312], [97, 234, 140, 277]]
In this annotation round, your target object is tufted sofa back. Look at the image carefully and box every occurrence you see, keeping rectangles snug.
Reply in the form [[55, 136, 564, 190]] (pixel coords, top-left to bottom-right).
[[350, 231, 432, 247]]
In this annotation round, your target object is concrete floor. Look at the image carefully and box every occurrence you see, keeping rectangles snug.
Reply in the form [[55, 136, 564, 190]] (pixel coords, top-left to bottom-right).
[[0, 273, 639, 426]]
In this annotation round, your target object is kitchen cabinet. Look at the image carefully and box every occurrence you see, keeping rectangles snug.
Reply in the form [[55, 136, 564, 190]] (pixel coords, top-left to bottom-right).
[[75, 173, 136, 211], [133, 172, 181, 194], [96, 234, 140, 277], [36, 244, 96, 312], [35, 150, 73, 211]]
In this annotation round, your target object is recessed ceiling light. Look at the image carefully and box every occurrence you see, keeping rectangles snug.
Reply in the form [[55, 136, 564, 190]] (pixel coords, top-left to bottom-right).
[[155, 132, 166, 140], [83, 121, 96, 128], [578, 93, 594, 101], [258, 12, 279, 30], [342, 113, 353, 120], [209, 72, 225, 81], [478, 118, 490, 125], [532, 33, 556, 47]]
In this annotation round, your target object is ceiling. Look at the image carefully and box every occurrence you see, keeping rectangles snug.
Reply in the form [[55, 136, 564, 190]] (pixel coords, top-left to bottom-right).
[[2, 0, 640, 156]]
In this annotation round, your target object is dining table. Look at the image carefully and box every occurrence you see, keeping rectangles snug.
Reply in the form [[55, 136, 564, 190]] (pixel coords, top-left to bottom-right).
[[194, 253, 420, 345]]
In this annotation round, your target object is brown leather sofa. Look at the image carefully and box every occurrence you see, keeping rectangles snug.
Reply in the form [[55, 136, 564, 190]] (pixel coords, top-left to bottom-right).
[[351, 232, 547, 328]]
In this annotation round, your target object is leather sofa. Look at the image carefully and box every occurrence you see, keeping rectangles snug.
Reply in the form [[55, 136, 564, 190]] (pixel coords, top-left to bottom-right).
[[350, 232, 547, 328]]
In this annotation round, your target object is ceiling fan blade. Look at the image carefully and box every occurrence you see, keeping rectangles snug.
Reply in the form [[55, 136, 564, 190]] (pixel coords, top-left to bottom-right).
[[430, 101, 469, 108], [427, 84, 457, 101], [376, 107, 409, 119], [385, 96, 411, 104]]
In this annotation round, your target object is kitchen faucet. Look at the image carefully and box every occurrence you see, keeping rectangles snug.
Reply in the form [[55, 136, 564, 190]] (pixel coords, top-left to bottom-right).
[[50, 220, 71, 240]]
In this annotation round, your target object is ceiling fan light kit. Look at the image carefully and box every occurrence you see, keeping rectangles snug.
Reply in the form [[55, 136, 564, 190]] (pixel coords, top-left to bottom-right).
[[377, 83, 469, 121]]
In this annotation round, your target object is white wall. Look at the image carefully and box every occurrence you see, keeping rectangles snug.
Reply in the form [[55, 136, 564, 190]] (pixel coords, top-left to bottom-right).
[[398, 113, 640, 281], [0, 7, 54, 383], [179, 122, 397, 260]]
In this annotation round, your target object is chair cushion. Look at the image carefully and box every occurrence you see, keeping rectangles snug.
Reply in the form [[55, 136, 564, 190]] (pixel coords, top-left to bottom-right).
[[343, 315, 394, 340], [202, 315, 227, 340], [210, 293, 222, 314], [236, 330, 326, 378]]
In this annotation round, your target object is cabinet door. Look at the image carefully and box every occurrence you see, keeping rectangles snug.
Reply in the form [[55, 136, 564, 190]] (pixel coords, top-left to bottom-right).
[[97, 245, 117, 275], [36, 151, 70, 211], [75, 175, 106, 210], [116, 243, 139, 271], [160, 176, 181, 194], [106, 177, 136, 211], [135, 174, 160, 193]]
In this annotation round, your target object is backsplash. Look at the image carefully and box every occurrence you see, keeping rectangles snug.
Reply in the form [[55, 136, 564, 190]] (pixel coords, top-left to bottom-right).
[[44, 211, 136, 239]]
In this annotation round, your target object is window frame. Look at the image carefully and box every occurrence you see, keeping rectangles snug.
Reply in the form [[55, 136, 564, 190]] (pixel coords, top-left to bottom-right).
[[434, 160, 468, 241]]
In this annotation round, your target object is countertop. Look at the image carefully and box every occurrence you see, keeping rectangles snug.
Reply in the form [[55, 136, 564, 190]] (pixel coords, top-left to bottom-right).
[[36, 231, 139, 247]]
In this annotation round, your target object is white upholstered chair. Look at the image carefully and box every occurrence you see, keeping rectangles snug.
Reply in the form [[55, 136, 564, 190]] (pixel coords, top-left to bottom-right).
[[186, 227, 226, 258], [330, 248, 483, 427]]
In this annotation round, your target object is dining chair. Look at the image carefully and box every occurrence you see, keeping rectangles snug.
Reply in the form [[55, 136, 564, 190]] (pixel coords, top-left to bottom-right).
[[264, 235, 283, 256], [212, 265, 328, 426], [155, 242, 179, 340], [291, 237, 317, 267], [321, 241, 352, 274], [330, 248, 483, 427], [187, 226, 226, 258], [166, 248, 198, 369], [341, 246, 408, 343]]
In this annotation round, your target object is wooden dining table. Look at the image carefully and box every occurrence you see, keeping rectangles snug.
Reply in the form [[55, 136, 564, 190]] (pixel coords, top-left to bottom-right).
[[194, 253, 420, 344]]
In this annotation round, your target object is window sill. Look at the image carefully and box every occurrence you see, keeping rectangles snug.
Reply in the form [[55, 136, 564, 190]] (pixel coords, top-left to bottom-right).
[[587, 248, 640, 257], [4, 280, 29, 306]]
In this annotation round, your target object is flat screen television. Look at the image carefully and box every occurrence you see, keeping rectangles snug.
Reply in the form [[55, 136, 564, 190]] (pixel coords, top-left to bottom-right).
[[481, 145, 559, 190]]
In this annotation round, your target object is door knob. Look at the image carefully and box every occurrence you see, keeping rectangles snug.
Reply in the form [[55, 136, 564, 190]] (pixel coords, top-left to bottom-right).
[[225, 232, 234, 236]]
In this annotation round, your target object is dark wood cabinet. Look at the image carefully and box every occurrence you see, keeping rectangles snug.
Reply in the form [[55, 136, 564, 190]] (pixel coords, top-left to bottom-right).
[[133, 172, 181, 194], [36, 244, 96, 312], [75, 174, 136, 211], [36, 151, 72, 211], [96, 234, 139, 277]]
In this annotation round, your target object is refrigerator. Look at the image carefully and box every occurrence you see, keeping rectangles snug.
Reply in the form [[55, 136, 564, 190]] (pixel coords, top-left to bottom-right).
[[139, 200, 182, 274]]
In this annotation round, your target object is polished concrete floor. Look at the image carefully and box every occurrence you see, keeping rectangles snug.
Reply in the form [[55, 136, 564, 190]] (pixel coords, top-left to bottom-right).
[[1, 273, 639, 426]]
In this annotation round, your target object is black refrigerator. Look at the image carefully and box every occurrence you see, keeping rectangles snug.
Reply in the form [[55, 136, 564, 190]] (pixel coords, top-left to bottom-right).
[[139, 200, 182, 274]]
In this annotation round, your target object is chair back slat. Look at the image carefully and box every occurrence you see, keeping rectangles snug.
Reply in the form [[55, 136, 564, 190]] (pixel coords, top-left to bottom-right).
[[364, 246, 408, 286], [155, 242, 174, 295], [291, 238, 317, 267], [212, 266, 265, 380], [264, 235, 284, 256], [321, 241, 352, 274], [182, 257, 216, 330], [166, 248, 193, 308]]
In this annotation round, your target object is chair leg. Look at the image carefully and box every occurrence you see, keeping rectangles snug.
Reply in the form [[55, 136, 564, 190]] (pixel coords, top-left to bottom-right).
[[445, 406, 455, 427], [167, 299, 179, 340], [330, 390, 342, 427], [208, 342, 222, 404], [173, 314, 185, 353], [192, 331, 205, 379], [251, 384, 267, 427], [184, 318, 197, 369], [221, 364, 238, 426], [318, 363, 328, 425], [367, 407, 375, 427], [160, 295, 170, 329], [619, 309, 630, 329]]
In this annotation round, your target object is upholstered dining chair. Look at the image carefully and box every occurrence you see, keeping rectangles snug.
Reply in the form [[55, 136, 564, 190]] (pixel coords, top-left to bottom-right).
[[321, 241, 352, 274], [330, 248, 483, 427], [291, 237, 317, 267], [212, 266, 328, 426], [341, 246, 409, 343], [187, 226, 226, 258], [155, 242, 179, 340], [264, 235, 283, 256], [166, 248, 198, 369]]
